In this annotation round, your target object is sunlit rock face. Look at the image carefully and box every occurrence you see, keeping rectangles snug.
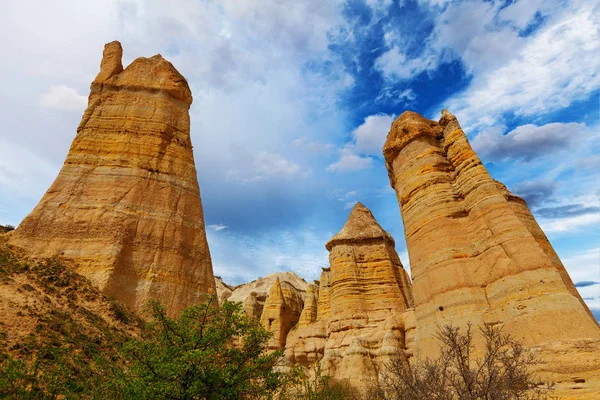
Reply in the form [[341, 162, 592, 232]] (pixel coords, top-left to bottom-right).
[[286, 203, 414, 388], [259, 277, 305, 350], [215, 272, 308, 321], [9, 41, 215, 316], [383, 109, 600, 398]]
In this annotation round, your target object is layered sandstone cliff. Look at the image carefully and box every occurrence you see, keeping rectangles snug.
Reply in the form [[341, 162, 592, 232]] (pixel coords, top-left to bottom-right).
[[9, 41, 215, 316], [286, 203, 414, 388], [383, 110, 600, 397]]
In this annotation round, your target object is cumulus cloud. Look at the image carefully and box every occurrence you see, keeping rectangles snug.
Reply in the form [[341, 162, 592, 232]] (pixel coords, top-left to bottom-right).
[[353, 114, 396, 155], [327, 149, 373, 172], [472, 122, 586, 162], [327, 113, 395, 173], [539, 213, 600, 233], [39, 85, 88, 111], [375, 45, 438, 81], [445, 2, 600, 130]]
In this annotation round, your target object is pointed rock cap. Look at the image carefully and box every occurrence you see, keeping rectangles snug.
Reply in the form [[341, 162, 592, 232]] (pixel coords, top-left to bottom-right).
[[383, 110, 442, 164], [91, 41, 192, 105], [93, 41, 123, 84], [267, 277, 284, 301], [326, 202, 394, 251], [439, 109, 458, 128]]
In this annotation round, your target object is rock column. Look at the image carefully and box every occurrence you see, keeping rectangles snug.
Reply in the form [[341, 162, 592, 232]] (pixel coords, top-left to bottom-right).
[[9, 41, 215, 316]]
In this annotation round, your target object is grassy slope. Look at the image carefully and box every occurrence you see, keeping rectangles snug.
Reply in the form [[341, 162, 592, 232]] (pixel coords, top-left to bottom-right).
[[0, 234, 142, 398]]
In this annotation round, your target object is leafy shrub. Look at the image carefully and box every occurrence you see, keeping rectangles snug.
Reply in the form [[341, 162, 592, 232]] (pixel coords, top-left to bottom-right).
[[108, 297, 286, 399]]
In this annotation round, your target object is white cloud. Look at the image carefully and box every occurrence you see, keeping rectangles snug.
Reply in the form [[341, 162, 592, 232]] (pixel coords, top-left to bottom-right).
[[433, 0, 523, 74], [291, 137, 336, 154], [326, 149, 373, 172], [253, 151, 301, 177], [445, 2, 600, 130], [206, 226, 331, 284], [208, 224, 228, 231], [375, 45, 438, 81], [39, 85, 88, 111], [353, 114, 396, 155], [498, 0, 557, 30], [472, 122, 586, 162], [540, 213, 600, 233]]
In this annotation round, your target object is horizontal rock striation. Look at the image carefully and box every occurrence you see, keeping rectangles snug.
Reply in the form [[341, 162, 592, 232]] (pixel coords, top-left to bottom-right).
[[260, 277, 305, 350], [286, 203, 414, 388], [383, 109, 600, 397], [9, 41, 215, 316]]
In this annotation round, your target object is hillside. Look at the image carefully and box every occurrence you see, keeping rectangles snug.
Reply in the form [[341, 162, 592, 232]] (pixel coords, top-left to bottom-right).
[[0, 234, 142, 397]]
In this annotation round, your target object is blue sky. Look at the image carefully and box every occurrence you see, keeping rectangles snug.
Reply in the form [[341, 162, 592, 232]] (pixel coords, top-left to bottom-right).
[[0, 0, 598, 318]]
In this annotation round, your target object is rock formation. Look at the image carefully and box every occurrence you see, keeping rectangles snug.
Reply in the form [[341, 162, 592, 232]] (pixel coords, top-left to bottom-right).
[[383, 109, 600, 397], [286, 203, 414, 388], [215, 272, 308, 321], [9, 41, 215, 316], [260, 277, 305, 350]]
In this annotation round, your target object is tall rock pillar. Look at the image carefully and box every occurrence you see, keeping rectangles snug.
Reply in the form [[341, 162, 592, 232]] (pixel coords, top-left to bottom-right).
[[383, 110, 600, 394], [323, 203, 413, 386], [9, 41, 215, 316]]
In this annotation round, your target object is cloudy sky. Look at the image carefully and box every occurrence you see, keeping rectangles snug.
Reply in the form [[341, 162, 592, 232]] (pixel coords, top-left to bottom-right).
[[0, 0, 598, 317]]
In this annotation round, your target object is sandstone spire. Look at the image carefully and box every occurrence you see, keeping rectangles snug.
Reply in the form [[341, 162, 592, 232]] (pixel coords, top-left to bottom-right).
[[286, 203, 414, 388], [383, 109, 600, 396], [260, 277, 304, 350], [9, 41, 215, 316]]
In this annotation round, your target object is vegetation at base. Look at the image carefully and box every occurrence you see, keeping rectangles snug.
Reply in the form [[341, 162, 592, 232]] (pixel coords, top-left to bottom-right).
[[370, 324, 555, 400], [0, 225, 15, 234], [0, 243, 555, 399], [0, 243, 140, 399], [280, 363, 357, 400], [107, 298, 286, 399]]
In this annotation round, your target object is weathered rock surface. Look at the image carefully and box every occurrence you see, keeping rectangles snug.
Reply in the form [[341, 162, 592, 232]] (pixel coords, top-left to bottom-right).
[[260, 277, 305, 350], [215, 272, 308, 321], [383, 109, 600, 398], [9, 41, 215, 316], [286, 203, 414, 388]]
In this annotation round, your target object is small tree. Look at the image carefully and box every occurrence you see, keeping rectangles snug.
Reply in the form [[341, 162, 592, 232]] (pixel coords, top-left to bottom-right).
[[110, 297, 286, 400], [375, 324, 554, 400]]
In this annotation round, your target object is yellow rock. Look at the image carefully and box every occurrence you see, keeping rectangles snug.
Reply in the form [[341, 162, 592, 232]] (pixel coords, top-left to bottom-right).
[[260, 277, 304, 350], [9, 41, 215, 316], [383, 109, 600, 398], [286, 203, 414, 388]]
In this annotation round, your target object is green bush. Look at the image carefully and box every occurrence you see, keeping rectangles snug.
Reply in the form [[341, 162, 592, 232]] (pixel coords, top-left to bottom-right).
[[108, 297, 286, 399]]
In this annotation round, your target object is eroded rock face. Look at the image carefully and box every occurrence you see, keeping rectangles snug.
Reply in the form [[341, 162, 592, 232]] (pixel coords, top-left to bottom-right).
[[214, 272, 308, 321], [286, 203, 414, 388], [260, 277, 305, 350], [383, 109, 600, 397], [9, 41, 215, 316]]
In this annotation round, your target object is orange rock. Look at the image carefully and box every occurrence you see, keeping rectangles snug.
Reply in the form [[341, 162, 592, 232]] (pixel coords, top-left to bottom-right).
[[286, 203, 413, 388], [9, 41, 215, 316], [260, 277, 304, 350], [383, 109, 600, 398]]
